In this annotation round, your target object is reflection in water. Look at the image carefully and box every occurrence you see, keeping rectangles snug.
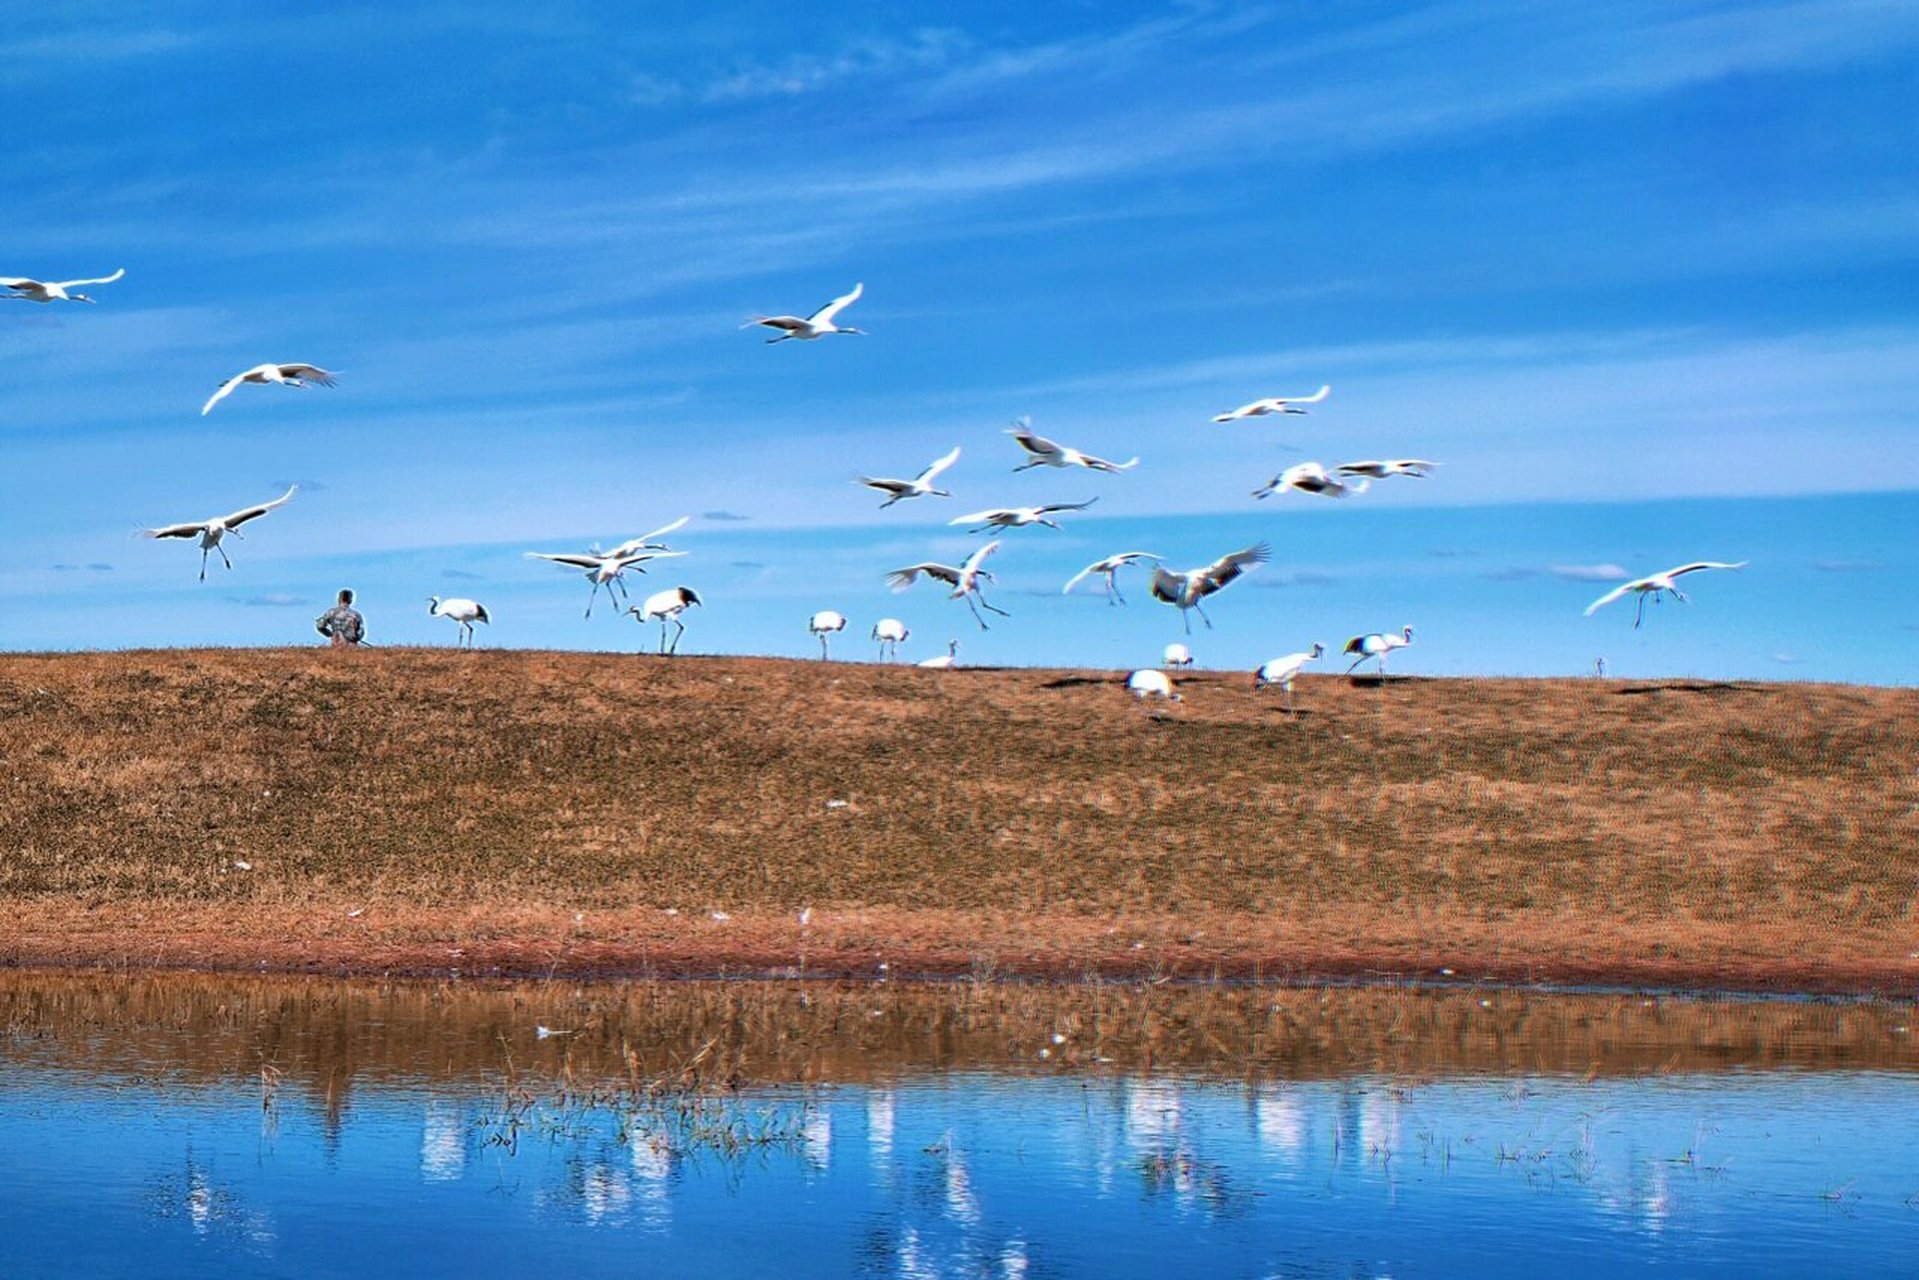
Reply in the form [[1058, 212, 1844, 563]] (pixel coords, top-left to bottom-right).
[[0, 971, 1914, 1277], [421, 1100, 465, 1182]]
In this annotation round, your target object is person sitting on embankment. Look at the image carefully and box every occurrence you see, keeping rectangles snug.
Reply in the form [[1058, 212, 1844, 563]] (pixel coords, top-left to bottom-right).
[[314, 589, 365, 647]]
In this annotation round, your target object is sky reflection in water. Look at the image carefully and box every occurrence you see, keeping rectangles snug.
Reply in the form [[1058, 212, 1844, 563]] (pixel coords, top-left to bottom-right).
[[0, 976, 1914, 1277]]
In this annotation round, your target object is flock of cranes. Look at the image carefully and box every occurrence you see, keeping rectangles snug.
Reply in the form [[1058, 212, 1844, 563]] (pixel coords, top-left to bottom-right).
[[15, 269, 1748, 695]]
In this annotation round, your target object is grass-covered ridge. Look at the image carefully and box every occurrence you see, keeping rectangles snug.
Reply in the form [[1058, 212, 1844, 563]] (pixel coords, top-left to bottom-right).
[[0, 648, 1911, 989]]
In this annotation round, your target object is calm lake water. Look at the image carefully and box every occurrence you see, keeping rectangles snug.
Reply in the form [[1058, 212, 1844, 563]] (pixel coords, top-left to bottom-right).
[[0, 974, 1914, 1277]]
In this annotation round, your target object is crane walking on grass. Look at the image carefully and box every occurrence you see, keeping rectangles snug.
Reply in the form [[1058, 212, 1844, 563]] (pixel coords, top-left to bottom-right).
[[1255, 642, 1324, 713], [1163, 643, 1193, 669], [2, 267, 124, 303], [1344, 626, 1414, 676], [1583, 561, 1749, 629], [744, 282, 864, 342], [141, 485, 297, 581], [429, 596, 490, 647], [1149, 543, 1269, 633], [1062, 551, 1162, 606], [631, 586, 701, 655]]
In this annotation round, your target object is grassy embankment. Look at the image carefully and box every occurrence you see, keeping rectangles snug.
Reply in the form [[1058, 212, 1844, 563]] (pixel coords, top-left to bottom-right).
[[0, 648, 1911, 991]]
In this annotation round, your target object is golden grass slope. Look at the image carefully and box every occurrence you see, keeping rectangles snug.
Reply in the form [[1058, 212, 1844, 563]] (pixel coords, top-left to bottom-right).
[[0, 648, 1912, 990]]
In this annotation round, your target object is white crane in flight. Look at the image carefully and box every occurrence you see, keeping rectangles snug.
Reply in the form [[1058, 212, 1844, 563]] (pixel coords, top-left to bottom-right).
[[858, 446, 960, 509], [201, 363, 338, 416], [1212, 386, 1330, 422], [141, 485, 297, 581], [887, 540, 1008, 630], [743, 282, 864, 342], [1061, 551, 1162, 606], [1584, 561, 1748, 629], [593, 516, 690, 559], [1149, 543, 1269, 633], [1, 267, 124, 303], [1336, 459, 1439, 480], [1252, 461, 1368, 500], [949, 499, 1096, 534], [527, 548, 684, 618], [1006, 419, 1138, 474]]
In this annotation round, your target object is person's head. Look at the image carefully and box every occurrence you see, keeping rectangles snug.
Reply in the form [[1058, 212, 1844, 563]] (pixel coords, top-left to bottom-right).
[[338, 589, 355, 606]]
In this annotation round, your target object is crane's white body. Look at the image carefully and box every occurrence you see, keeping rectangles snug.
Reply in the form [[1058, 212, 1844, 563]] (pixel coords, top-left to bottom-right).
[[1256, 642, 1325, 712], [809, 609, 847, 659], [1583, 561, 1748, 629], [859, 446, 960, 508], [1344, 626, 1414, 675], [916, 640, 959, 669], [871, 617, 910, 661], [1212, 386, 1330, 422], [949, 499, 1096, 533], [1062, 551, 1162, 606], [1127, 669, 1181, 704], [1336, 459, 1438, 480], [429, 596, 490, 646], [886, 540, 1008, 630], [1006, 420, 1137, 474], [1149, 542, 1269, 634], [1163, 643, 1194, 669], [141, 485, 297, 581], [631, 586, 701, 655], [595, 516, 690, 560], [1, 267, 124, 303], [526, 548, 684, 617], [744, 282, 864, 342], [1252, 461, 1369, 500], [201, 363, 338, 416]]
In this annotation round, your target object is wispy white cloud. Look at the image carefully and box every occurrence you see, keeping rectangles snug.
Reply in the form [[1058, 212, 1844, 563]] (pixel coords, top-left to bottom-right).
[[1551, 564, 1632, 583]]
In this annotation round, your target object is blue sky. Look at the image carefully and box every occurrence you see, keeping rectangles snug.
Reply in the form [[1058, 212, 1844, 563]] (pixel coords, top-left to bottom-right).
[[3, 2, 1915, 680]]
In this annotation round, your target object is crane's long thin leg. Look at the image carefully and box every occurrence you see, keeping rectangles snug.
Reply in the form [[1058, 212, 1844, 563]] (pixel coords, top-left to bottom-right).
[[1345, 655, 1365, 675], [1194, 600, 1214, 630], [819, 635, 829, 660], [199, 548, 209, 581], [1634, 594, 1646, 630], [217, 544, 233, 571], [658, 622, 668, 655], [1182, 608, 1193, 635], [671, 619, 685, 655], [978, 591, 1010, 618], [585, 582, 598, 619], [965, 595, 990, 631]]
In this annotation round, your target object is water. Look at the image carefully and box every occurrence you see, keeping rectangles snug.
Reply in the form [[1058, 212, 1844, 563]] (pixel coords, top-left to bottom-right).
[[1, 974, 1914, 1277]]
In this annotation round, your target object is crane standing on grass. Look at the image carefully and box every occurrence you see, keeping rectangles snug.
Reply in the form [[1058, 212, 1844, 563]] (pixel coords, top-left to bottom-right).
[[631, 586, 701, 655], [428, 596, 490, 647]]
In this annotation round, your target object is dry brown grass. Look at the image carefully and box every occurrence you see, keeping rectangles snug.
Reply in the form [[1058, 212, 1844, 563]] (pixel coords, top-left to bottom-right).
[[0, 648, 1912, 989]]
